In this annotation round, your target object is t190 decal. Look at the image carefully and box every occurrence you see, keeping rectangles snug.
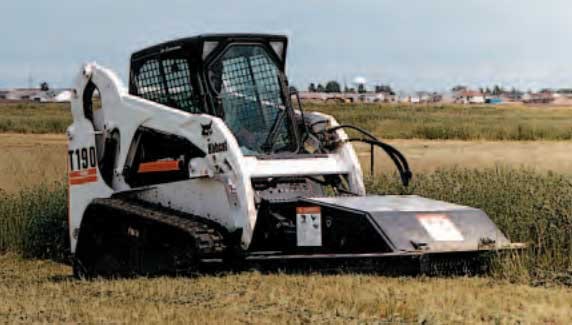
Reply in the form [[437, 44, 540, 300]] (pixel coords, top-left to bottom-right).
[[68, 146, 98, 185], [68, 146, 96, 171]]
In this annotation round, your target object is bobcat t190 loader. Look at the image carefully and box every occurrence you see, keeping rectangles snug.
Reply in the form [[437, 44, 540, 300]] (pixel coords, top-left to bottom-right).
[[68, 34, 522, 277]]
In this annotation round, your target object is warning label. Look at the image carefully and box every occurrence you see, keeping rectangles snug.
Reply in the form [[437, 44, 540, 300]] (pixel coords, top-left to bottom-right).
[[417, 214, 464, 242], [296, 206, 322, 246]]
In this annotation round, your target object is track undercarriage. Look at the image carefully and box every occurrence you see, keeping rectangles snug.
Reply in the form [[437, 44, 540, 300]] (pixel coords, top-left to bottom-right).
[[73, 196, 520, 278]]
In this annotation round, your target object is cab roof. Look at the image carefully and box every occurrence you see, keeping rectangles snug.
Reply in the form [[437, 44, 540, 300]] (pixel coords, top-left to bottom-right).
[[131, 33, 288, 63]]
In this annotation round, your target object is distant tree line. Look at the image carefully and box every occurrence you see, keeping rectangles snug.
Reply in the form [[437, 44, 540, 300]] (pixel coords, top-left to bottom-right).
[[304, 82, 572, 96], [451, 84, 572, 96], [307, 81, 394, 94], [452, 84, 524, 96]]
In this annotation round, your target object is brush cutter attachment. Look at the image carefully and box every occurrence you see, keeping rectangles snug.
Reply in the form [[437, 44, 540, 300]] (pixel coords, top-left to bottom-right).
[[247, 195, 522, 274], [301, 195, 515, 254]]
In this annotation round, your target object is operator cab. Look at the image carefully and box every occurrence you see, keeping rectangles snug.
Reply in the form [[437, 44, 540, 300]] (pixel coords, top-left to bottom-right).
[[129, 34, 299, 156]]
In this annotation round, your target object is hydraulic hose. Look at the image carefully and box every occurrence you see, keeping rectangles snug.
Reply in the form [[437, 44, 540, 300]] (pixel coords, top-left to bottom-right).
[[324, 124, 412, 187]]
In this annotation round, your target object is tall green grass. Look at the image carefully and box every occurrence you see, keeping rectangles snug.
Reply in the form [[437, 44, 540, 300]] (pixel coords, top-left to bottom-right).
[[368, 168, 572, 284], [0, 183, 68, 262], [1, 169, 571, 284], [0, 103, 71, 133]]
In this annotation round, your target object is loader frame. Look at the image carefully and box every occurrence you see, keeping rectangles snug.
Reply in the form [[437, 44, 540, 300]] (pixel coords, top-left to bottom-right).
[[68, 35, 365, 258], [68, 34, 523, 276]]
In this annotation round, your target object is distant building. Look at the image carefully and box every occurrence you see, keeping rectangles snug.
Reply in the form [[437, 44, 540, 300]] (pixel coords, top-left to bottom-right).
[[522, 91, 555, 104], [416, 91, 442, 103], [298, 91, 395, 103], [501, 91, 524, 102], [455, 90, 485, 104], [366, 92, 395, 103], [0, 88, 72, 102], [398, 94, 420, 104], [53, 90, 73, 102]]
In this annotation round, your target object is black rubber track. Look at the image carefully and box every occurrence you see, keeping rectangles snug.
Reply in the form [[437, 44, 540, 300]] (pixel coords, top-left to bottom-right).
[[89, 197, 227, 258]]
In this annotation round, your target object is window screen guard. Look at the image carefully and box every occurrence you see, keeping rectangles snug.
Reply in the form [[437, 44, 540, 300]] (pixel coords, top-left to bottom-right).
[[208, 45, 295, 155], [133, 57, 198, 113]]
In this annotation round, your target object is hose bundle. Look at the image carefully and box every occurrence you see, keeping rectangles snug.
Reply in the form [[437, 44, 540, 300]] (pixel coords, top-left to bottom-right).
[[323, 124, 412, 187]]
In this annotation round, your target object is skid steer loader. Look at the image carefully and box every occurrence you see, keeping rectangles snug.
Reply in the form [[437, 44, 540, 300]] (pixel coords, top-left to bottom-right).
[[68, 34, 522, 277]]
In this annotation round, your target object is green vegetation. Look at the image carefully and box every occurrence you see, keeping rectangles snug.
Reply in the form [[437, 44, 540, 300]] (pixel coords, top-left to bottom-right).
[[308, 102, 572, 140], [1, 102, 571, 283], [1, 102, 572, 322], [0, 183, 68, 262], [2, 169, 571, 285], [2, 102, 572, 141], [368, 168, 572, 285], [0, 103, 71, 133], [1, 169, 572, 323]]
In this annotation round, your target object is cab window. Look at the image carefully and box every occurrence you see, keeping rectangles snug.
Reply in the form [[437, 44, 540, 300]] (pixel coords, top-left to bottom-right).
[[132, 57, 199, 113]]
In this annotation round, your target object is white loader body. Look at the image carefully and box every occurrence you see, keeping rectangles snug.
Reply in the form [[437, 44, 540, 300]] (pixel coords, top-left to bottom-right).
[[68, 34, 521, 277], [68, 63, 364, 253]]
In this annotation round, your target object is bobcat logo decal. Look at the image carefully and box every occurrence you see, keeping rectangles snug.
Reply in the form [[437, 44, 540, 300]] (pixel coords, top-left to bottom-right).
[[201, 121, 213, 137]]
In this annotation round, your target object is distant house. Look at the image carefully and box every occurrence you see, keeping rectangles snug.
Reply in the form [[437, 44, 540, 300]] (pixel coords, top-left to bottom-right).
[[299, 91, 395, 103], [0, 88, 73, 102], [416, 91, 442, 103], [417, 92, 430, 103], [522, 92, 555, 104], [53, 90, 73, 102], [501, 91, 523, 102], [455, 90, 485, 104], [398, 94, 420, 104], [3, 89, 42, 101], [364, 92, 395, 103]]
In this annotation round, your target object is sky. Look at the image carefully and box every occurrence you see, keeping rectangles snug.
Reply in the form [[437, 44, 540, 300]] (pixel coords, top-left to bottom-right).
[[1, 0, 571, 92]]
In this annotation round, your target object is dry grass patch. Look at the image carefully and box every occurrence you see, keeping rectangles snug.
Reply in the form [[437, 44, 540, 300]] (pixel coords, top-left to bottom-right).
[[356, 139, 572, 176], [2, 134, 572, 193], [1, 255, 572, 324], [0, 133, 66, 193]]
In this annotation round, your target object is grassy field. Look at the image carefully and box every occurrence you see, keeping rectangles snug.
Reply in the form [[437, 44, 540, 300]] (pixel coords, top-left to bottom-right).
[[2, 254, 572, 324], [2, 133, 572, 193], [307, 102, 572, 140], [3, 165, 572, 282], [356, 139, 572, 176], [4, 101, 572, 141], [2, 103, 572, 323], [0, 103, 71, 133], [0, 134, 66, 192]]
